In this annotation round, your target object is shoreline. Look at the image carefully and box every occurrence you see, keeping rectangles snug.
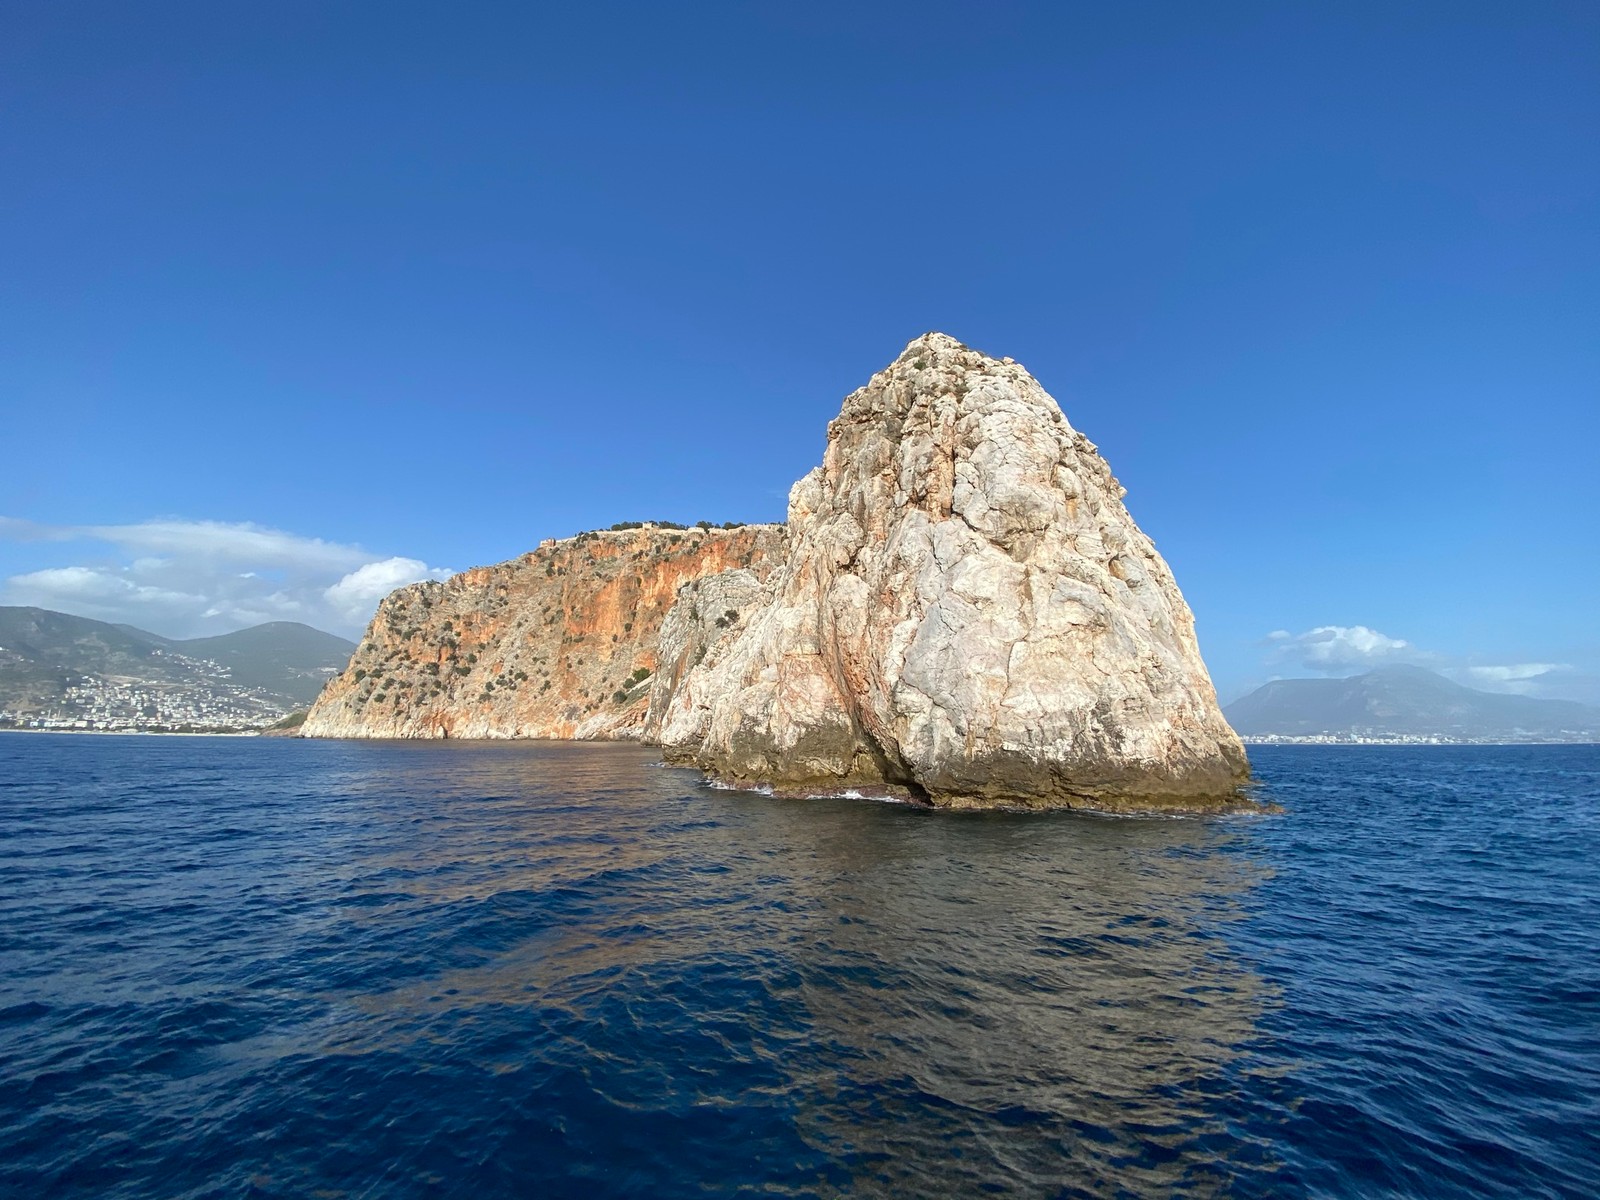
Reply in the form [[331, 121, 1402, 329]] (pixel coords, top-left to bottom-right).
[[4, 726, 1595, 749], [0, 727, 266, 738], [1241, 738, 1600, 747]]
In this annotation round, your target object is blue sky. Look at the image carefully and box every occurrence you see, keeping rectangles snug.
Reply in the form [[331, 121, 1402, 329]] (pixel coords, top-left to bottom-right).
[[2, 1, 1596, 704]]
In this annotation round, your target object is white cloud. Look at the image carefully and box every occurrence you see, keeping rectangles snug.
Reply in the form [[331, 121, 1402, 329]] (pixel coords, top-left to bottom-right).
[[96, 521, 368, 570], [1258, 624, 1595, 704], [7, 566, 205, 611], [3, 517, 371, 572], [1, 516, 452, 638], [1460, 662, 1572, 696], [1266, 624, 1418, 672], [325, 557, 453, 624], [1467, 663, 1563, 683]]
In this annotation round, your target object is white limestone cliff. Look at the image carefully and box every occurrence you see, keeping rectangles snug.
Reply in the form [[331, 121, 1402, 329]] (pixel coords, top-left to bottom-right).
[[651, 333, 1248, 810]]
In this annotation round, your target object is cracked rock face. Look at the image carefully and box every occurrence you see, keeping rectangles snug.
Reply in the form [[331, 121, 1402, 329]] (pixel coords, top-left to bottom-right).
[[300, 525, 785, 741], [654, 333, 1248, 809]]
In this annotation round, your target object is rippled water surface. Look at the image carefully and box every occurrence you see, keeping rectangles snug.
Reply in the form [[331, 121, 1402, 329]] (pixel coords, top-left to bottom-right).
[[2, 736, 1596, 1198]]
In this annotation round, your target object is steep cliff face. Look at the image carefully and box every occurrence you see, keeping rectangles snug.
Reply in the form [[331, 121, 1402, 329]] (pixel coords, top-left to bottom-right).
[[641, 567, 770, 745], [301, 525, 785, 740], [652, 333, 1248, 810]]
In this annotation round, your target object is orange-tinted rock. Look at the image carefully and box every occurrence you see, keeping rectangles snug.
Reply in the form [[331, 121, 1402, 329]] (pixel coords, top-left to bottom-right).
[[301, 525, 785, 740]]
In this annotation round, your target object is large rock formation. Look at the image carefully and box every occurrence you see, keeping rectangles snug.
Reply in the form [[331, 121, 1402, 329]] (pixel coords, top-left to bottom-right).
[[302, 525, 784, 739], [304, 332, 1245, 811], [649, 333, 1247, 810]]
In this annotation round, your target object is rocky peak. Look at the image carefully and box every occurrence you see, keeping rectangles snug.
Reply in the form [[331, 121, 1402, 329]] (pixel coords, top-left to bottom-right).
[[654, 335, 1248, 810]]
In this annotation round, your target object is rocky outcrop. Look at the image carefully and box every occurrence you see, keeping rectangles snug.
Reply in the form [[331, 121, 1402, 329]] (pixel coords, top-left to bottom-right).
[[650, 333, 1247, 810], [304, 332, 1245, 812], [641, 568, 770, 744], [301, 525, 785, 739]]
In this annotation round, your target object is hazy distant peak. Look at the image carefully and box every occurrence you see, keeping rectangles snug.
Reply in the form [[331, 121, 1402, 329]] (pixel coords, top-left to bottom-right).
[[1225, 665, 1600, 740], [1363, 663, 1442, 680]]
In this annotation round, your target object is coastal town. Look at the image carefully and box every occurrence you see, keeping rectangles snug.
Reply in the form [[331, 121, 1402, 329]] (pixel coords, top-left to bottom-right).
[[1238, 732, 1596, 746], [0, 671, 293, 733], [0, 610, 349, 734]]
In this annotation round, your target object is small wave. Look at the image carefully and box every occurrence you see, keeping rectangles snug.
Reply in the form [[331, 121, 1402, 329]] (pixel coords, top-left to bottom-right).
[[801, 788, 919, 806], [701, 777, 775, 795]]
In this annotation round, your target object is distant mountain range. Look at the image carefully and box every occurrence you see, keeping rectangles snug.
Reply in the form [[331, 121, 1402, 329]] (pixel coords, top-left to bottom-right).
[[0, 606, 355, 732], [1225, 665, 1600, 743]]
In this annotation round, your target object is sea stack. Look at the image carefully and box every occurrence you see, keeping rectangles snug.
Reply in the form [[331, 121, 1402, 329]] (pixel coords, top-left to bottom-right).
[[649, 333, 1248, 809]]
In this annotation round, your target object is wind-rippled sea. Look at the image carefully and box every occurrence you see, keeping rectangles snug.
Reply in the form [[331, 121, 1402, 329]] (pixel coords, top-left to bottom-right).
[[2, 736, 1596, 1198]]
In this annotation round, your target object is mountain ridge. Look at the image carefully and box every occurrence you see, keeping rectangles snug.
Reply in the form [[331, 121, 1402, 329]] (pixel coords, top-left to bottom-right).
[[0, 606, 355, 729], [1224, 665, 1600, 742]]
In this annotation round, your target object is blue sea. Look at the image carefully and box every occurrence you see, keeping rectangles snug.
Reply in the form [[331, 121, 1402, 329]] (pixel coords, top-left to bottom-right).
[[1, 736, 1596, 1199]]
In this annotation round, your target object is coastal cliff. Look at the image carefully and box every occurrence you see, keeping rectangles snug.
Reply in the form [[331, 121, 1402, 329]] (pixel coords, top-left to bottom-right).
[[301, 525, 785, 739], [650, 333, 1248, 809], [306, 332, 1245, 810]]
